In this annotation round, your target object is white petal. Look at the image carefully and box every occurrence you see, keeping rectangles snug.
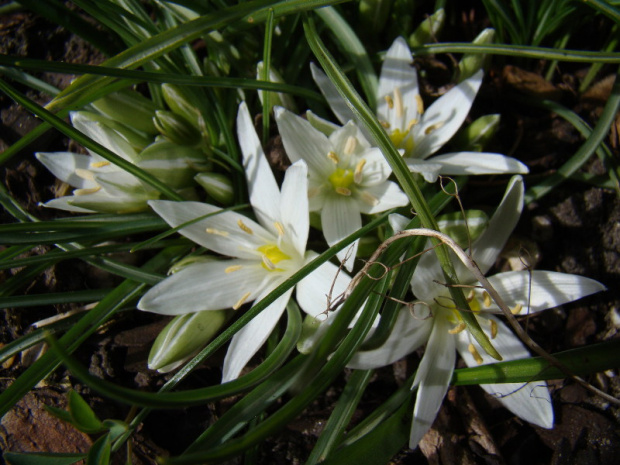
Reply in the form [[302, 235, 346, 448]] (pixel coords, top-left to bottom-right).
[[306, 110, 341, 137], [405, 159, 443, 183], [358, 181, 409, 215], [274, 107, 333, 178], [280, 160, 309, 256], [377, 37, 419, 129], [432, 152, 529, 176], [72, 111, 138, 162], [237, 102, 281, 230], [484, 270, 606, 314], [310, 63, 355, 126], [296, 251, 352, 317], [455, 315, 553, 428], [40, 196, 97, 213], [35, 152, 98, 188], [357, 148, 393, 185], [321, 197, 362, 271], [137, 259, 270, 315], [412, 70, 483, 160], [148, 200, 273, 259], [410, 317, 456, 448], [222, 287, 293, 382], [347, 306, 432, 369], [388, 213, 410, 233]]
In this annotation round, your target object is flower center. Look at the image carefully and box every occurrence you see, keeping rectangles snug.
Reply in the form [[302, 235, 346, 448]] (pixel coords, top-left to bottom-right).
[[328, 168, 355, 196], [257, 244, 291, 271]]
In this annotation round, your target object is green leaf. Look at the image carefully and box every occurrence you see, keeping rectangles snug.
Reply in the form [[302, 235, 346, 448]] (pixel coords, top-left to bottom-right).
[[3, 452, 85, 465], [68, 391, 106, 434], [102, 419, 129, 442], [86, 434, 112, 465]]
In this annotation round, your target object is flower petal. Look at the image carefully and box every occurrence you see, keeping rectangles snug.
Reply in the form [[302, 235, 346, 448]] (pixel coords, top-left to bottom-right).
[[347, 306, 432, 369], [432, 152, 529, 176], [455, 315, 553, 428], [72, 111, 138, 162], [321, 197, 362, 271], [41, 196, 97, 213], [412, 70, 483, 160], [358, 181, 409, 215], [296, 251, 352, 317], [137, 259, 270, 315], [405, 159, 444, 183], [484, 270, 606, 314], [35, 152, 98, 188], [237, 102, 281, 231], [222, 287, 293, 382], [310, 63, 355, 126], [410, 317, 456, 448], [280, 160, 310, 256]]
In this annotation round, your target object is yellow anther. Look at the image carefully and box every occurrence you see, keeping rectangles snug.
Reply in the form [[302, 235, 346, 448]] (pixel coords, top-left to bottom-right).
[[274, 221, 285, 236], [483, 291, 492, 308], [466, 290, 476, 302], [74, 186, 101, 196], [406, 119, 419, 132], [360, 191, 379, 206], [510, 303, 523, 315], [490, 319, 498, 339], [327, 151, 340, 164], [384, 95, 394, 109], [415, 94, 424, 115], [394, 87, 404, 119], [335, 187, 352, 196], [448, 322, 466, 334], [74, 168, 95, 181], [344, 136, 357, 155], [468, 343, 484, 364], [424, 121, 445, 135], [225, 265, 243, 273], [354, 159, 366, 184], [90, 161, 111, 168], [237, 219, 253, 235], [380, 121, 391, 129], [233, 291, 252, 310], [206, 228, 229, 237]]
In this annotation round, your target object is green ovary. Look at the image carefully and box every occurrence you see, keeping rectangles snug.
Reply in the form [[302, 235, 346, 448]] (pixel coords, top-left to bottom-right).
[[390, 129, 414, 154], [328, 168, 354, 191], [257, 244, 291, 271]]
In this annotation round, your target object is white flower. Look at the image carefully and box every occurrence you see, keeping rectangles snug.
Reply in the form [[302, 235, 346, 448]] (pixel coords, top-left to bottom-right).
[[138, 102, 351, 382], [274, 106, 409, 270], [348, 176, 606, 448], [311, 37, 528, 182]]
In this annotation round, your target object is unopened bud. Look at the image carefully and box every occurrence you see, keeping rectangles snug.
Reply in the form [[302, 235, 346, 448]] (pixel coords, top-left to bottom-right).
[[161, 84, 202, 130], [457, 28, 495, 82], [153, 110, 201, 146], [452, 114, 500, 152], [409, 9, 445, 47], [91, 89, 158, 135], [194, 172, 234, 205], [257, 62, 297, 113]]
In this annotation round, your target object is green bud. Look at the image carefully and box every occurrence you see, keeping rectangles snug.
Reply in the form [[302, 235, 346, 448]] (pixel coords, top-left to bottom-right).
[[194, 172, 234, 205], [451, 114, 500, 152], [153, 110, 202, 146], [437, 210, 489, 250], [137, 139, 209, 189], [409, 9, 445, 47], [457, 28, 495, 82], [148, 310, 232, 372], [359, 0, 392, 36], [257, 62, 298, 113], [297, 314, 325, 354], [73, 110, 152, 151], [91, 89, 159, 135], [161, 84, 202, 130]]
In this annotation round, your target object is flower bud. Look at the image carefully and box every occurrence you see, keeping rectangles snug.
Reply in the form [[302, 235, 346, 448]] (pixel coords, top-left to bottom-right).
[[409, 9, 445, 47], [161, 84, 202, 131], [153, 110, 202, 146], [257, 62, 298, 113], [451, 114, 500, 152], [91, 89, 159, 135], [148, 310, 232, 372], [437, 210, 489, 249], [194, 172, 234, 205], [457, 28, 495, 82]]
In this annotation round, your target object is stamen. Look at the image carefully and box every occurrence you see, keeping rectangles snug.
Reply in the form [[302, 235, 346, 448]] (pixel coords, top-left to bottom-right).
[[490, 319, 498, 339], [510, 303, 523, 315], [237, 219, 253, 235], [448, 322, 466, 334], [354, 159, 366, 184], [406, 119, 419, 132], [394, 87, 404, 119], [206, 228, 229, 237], [344, 136, 357, 155], [415, 94, 424, 115], [90, 161, 111, 168], [327, 151, 340, 164], [74, 186, 101, 196], [274, 222, 285, 236], [74, 168, 95, 181], [468, 343, 483, 364], [233, 292, 252, 310], [335, 187, 352, 196], [262, 255, 276, 270], [466, 290, 476, 303], [225, 265, 243, 273], [424, 121, 445, 135], [483, 291, 492, 308], [380, 121, 391, 129], [360, 191, 379, 206], [384, 95, 394, 109]]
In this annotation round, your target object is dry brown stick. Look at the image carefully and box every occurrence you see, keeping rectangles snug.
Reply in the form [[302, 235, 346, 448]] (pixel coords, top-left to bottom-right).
[[341, 228, 620, 406]]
